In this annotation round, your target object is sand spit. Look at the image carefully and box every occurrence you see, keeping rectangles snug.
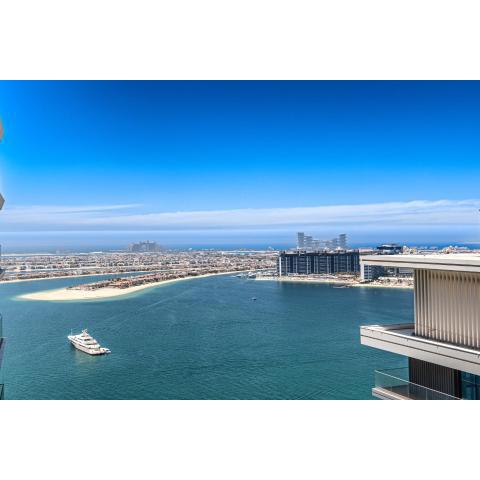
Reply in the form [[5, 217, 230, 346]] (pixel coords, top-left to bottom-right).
[[18, 272, 239, 301]]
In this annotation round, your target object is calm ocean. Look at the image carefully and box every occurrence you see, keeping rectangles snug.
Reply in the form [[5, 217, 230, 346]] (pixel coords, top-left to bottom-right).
[[0, 274, 413, 399]]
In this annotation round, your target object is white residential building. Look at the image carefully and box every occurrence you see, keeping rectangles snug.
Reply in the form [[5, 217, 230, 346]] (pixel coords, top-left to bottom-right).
[[360, 254, 480, 400]]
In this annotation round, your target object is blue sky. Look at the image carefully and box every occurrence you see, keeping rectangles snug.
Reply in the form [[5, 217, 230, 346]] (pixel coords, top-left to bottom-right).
[[0, 81, 480, 250]]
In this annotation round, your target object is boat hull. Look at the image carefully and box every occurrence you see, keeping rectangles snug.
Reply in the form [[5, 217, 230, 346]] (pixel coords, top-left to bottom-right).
[[68, 337, 110, 355]]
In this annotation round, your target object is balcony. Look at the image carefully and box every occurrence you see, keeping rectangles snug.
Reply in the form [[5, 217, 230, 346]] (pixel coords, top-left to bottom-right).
[[361, 323, 480, 377], [373, 368, 460, 400]]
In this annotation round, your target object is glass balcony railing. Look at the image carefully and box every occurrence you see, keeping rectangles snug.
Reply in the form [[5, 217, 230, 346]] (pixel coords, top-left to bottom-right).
[[374, 368, 460, 400]]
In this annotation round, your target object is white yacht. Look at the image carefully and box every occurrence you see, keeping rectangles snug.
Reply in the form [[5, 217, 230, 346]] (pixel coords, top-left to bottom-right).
[[68, 329, 111, 355]]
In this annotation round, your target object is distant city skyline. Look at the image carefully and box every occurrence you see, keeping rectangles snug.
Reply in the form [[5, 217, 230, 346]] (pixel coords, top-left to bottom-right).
[[1, 81, 480, 249]]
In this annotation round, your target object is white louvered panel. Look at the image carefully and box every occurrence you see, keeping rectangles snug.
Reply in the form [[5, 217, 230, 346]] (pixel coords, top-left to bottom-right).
[[414, 269, 480, 349]]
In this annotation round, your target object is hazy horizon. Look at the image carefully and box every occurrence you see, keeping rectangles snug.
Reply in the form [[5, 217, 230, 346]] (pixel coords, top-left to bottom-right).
[[1, 229, 479, 254]]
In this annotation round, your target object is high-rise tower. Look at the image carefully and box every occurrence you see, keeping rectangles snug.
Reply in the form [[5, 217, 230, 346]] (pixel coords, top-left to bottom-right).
[[296, 232, 305, 249]]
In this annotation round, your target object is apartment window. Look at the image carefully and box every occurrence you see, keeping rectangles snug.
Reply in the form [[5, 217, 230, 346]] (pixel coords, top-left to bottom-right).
[[461, 372, 480, 400]]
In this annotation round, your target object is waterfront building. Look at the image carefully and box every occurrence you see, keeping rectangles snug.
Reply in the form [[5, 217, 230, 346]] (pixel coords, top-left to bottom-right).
[[361, 263, 387, 281], [128, 240, 161, 253], [377, 243, 403, 254], [360, 262, 412, 281], [277, 250, 360, 276], [360, 254, 480, 400], [360, 264, 412, 281], [339, 234, 347, 249], [360, 244, 412, 281]]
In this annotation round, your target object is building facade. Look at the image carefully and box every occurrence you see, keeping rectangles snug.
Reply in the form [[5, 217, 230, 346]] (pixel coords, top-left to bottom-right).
[[360, 254, 480, 400], [361, 263, 387, 281], [278, 250, 360, 276], [0, 120, 4, 399], [360, 244, 412, 281], [360, 264, 413, 281]]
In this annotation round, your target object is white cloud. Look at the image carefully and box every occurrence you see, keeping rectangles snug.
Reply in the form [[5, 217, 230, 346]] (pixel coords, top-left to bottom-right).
[[1, 199, 480, 231]]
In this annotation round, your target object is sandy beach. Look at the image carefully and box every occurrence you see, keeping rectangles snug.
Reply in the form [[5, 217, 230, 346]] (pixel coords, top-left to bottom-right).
[[353, 282, 413, 290], [256, 276, 350, 285], [255, 276, 413, 289], [18, 272, 240, 301]]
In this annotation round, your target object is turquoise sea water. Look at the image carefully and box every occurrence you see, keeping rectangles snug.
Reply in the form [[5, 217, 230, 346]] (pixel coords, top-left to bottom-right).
[[0, 275, 413, 399]]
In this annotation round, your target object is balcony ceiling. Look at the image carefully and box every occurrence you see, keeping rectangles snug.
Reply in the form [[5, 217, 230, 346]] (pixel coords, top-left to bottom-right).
[[361, 254, 480, 273]]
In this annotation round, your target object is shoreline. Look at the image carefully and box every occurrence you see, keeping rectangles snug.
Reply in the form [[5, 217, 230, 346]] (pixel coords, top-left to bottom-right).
[[17, 271, 244, 302], [255, 276, 413, 290]]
